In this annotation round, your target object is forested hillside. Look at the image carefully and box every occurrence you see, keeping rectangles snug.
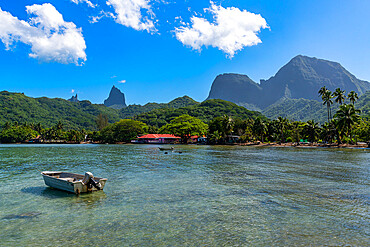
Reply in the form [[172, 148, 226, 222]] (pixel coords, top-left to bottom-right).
[[120, 96, 199, 119], [2, 89, 367, 131], [0, 91, 121, 130], [2, 92, 246, 130], [263, 91, 370, 122], [356, 91, 370, 116], [133, 99, 265, 127]]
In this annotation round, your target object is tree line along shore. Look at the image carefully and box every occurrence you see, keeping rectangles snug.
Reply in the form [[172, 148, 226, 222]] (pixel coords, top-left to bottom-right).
[[0, 88, 369, 148]]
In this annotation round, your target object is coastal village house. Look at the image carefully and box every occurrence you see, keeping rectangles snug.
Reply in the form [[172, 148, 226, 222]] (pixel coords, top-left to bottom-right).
[[132, 134, 207, 144], [133, 134, 181, 144]]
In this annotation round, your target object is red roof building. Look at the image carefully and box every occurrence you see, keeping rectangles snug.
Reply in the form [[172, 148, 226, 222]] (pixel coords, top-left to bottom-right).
[[135, 134, 180, 144], [138, 134, 180, 139]]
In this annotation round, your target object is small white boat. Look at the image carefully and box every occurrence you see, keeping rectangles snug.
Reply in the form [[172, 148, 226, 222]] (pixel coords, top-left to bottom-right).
[[41, 171, 107, 194], [158, 147, 174, 151]]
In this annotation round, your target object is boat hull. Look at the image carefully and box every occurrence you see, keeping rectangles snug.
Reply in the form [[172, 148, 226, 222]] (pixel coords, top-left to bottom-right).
[[158, 147, 174, 151], [42, 171, 107, 194]]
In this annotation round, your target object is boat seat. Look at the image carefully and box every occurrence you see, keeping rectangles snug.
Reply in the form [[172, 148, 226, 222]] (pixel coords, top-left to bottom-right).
[[59, 178, 75, 182]]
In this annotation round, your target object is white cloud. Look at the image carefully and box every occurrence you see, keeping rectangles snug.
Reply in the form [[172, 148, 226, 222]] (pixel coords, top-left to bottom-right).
[[71, 0, 97, 8], [175, 2, 268, 58], [71, 89, 75, 93], [118, 80, 126, 83], [106, 0, 156, 33], [90, 14, 103, 23], [0, 3, 87, 65]]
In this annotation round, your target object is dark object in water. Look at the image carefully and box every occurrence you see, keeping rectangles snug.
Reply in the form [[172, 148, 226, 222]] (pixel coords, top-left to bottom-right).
[[178, 151, 183, 154], [159, 147, 174, 151], [164, 152, 168, 154], [2, 212, 42, 220]]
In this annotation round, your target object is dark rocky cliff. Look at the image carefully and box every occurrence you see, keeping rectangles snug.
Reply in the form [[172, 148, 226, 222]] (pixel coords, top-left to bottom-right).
[[68, 94, 79, 103], [207, 74, 263, 106], [104, 86, 127, 109]]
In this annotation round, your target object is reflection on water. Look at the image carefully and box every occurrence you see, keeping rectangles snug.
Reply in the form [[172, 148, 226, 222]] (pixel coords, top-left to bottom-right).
[[21, 186, 74, 198], [2, 212, 42, 220], [20, 186, 107, 205], [0, 144, 369, 246]]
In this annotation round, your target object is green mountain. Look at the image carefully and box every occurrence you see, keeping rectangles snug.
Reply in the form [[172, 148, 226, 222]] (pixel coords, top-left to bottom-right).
[[262, 98, 334, 123], [120, 96, 198, 119], [0, 92, 201, 130], [0, 91, 121, 130], [207, 55, 370, 109], [133, 99, 265, 128]]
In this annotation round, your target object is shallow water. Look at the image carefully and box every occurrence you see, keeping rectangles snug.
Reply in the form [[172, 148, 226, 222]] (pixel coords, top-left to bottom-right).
[[0, 144, 369, 246]]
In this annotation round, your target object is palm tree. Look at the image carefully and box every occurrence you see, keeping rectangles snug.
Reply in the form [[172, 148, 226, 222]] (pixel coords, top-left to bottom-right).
[[321, 90, 333, 123], [210, 130, 222, 144], [333, 88, 346, 105], [347, 91, 359, 105], [35, 123, 42, 133], [291, 121, 305, 144], [56, 121, 64, 130], [276, 117, 289, 143], [266, 120, 279, 142], [304, 120, 321, 143], [221, 115, 233, 140], [330, 119, 342, 144], [321, 121, 336, 144], [334, 104, 361, 143], [318, 86, 328, 98], [252, 117, 267, 142]]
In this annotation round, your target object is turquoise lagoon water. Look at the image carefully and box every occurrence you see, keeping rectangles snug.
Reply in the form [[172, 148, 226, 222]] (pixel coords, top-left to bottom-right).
[[0, 144, 369, 246]]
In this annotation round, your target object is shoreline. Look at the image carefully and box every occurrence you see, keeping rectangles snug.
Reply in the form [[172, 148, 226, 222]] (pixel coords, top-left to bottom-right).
[[238, 142, 370, 149], [1, 141, 369, 149]]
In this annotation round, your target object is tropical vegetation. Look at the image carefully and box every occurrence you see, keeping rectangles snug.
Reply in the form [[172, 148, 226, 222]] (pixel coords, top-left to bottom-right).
[[0, 121, 89, 143], [159, 115, 208, 143], [0, 89, 369, 145], [96, 119, 148, 143]]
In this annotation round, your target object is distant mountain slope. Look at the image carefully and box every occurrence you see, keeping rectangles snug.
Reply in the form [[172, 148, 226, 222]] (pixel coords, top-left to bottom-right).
[[120, 96, 198, 119], [134, 99, 265, 128], [263, 91, 370, 123], [207, 55, 370, 109], [260, 55, 370, 108], [262, 99, 333, 123], [356, 91, 370, 116], [0, 91, 121, 130]]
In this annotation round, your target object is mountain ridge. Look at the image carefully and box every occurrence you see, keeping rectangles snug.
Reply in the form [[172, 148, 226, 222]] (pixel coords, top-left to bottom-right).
[[207, 55, 370, 109]]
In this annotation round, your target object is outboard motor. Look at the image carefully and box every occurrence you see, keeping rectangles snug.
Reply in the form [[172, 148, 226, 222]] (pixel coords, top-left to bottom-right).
[[82, 172, 102, 190]]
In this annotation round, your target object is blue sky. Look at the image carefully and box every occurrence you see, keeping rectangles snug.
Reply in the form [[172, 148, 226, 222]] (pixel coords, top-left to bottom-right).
[[0, 0, 369, 105]]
